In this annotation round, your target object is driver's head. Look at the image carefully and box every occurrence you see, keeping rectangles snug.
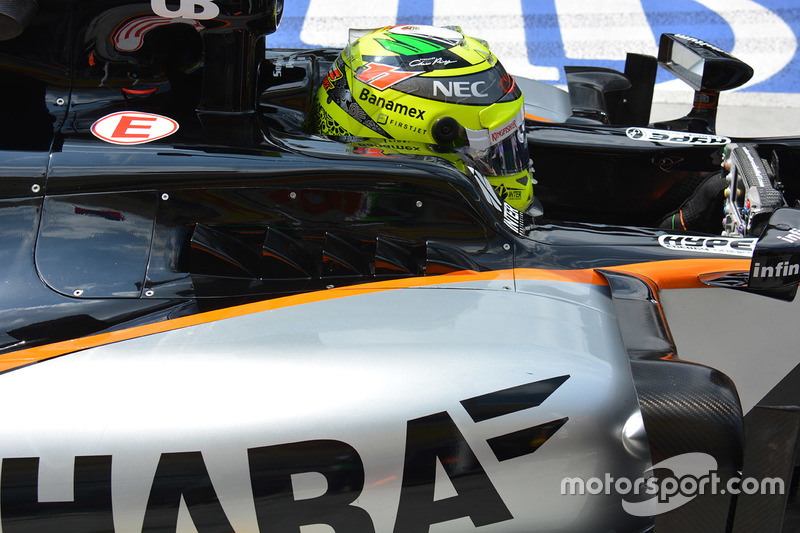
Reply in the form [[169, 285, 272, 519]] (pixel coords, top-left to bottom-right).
[[312, 24, 534, 211]]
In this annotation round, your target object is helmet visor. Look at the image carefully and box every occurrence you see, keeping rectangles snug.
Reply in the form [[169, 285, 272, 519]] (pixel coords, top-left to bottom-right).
[[463, 110, 530, 177]]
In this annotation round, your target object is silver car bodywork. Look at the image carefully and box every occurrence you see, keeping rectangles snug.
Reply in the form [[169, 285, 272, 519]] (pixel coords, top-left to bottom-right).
[[0, 278, 651, 532]]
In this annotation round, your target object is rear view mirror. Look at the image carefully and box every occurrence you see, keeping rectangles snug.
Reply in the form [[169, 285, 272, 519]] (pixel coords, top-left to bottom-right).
[[657, 34, 753, 92]]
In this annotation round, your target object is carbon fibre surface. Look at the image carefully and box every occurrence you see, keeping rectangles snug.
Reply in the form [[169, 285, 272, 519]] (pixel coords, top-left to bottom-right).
[[630, 359, 744, 532]]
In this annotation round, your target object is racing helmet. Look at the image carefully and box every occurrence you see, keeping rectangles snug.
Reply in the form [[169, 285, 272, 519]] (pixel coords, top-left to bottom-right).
[[312, 25, 534, 211]]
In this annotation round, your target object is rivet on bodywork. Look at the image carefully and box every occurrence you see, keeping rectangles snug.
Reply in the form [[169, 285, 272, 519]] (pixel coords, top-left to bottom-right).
[[416, 201, 423, 208], [72, 289, 83, 297], [290, 192, 297, 199], [31, 184, 41, 193], [161, 193, 169, 201]]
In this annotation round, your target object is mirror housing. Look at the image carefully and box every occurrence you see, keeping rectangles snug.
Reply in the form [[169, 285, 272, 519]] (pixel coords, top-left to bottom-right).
[[657, 33, 753, 92], [655, 34, 754, 134]]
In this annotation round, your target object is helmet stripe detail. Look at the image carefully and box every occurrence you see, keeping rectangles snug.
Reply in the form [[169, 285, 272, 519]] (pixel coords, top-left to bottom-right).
[[356, 62, 422, 91]]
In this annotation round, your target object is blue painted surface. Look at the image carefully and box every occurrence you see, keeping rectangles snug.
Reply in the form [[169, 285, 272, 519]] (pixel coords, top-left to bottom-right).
[[396, 0, 434, 26], [642, 0, 733, 85], [521, 1, 566, 77], [268, 0, 310, 48], [270, 0, 799, 93]]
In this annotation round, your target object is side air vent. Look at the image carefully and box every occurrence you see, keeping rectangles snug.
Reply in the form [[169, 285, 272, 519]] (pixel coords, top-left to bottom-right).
[[186, 224, 430, 283], [181, 224, 489, 297], [262, 227, 317, 279], [375, 237, 424, 277], [189, 224, 260, 278], [426, 241, 483, 274], [322, 232, 375, 278]]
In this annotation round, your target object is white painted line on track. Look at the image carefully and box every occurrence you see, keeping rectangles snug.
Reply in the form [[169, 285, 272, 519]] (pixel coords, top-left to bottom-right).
[[291, 0, 800, 111], [693, 0, 796, 89]]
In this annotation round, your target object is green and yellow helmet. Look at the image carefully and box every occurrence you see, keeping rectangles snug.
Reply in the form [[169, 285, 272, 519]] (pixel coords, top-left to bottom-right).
[[312, 24, 534, 211]]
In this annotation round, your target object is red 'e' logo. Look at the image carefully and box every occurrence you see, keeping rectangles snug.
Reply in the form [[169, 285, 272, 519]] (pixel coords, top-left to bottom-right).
[[91, 111, 179, 145]]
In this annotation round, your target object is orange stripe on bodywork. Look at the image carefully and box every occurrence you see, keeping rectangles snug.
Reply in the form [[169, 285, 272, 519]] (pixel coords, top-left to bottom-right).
[[0, 270, 511, 374], [514, 267, 606, 285], [602, 258, 751, 290], [525, 113, 554, 123], [516, 258, 751, 289], [0, 258, 750, 373]]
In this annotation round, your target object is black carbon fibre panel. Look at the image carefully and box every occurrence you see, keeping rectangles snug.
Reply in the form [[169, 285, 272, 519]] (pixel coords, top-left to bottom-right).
[[630, 359, 744, 533], [598, 270, 676, 360], [620, 53, 657, 126]]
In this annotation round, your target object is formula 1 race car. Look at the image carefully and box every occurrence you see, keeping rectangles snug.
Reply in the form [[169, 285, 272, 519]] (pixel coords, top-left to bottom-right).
[[0, 1, 798, 532]]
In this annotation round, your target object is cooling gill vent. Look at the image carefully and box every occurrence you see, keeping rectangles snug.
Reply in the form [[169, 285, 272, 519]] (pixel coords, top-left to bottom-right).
[[189, 223, 261, 279], [262, 227, 317, 279], [321, 232, 375, 278], [424, 240, 484, 275], [188, 224, 432, 282]]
